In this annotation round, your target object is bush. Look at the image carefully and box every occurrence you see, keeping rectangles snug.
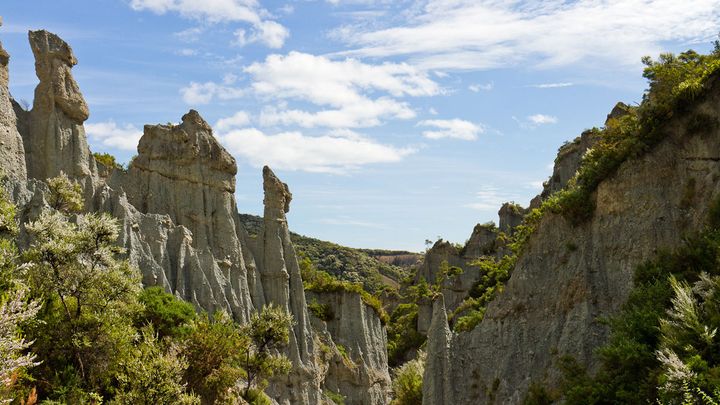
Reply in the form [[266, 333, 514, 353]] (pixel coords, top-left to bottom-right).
[[92, 152, 121, 170], [138, 286, 197, 339], [300, 257, 389, 324], [307, 299, 333, 322], [46, 173, 83, 214], [387, 303, 425, 367], [391, 350, 425, 405], [324, 389, 345, 405]]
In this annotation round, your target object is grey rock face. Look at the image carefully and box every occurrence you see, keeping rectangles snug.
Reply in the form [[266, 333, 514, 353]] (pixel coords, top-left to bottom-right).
[[498, 203, 525, 235], [0, 20, 27, 181], [415, 240, 466, 333], [5, 28, 390, 405], [308, 290, 391, 405], [257, 166, 323, 404], [111, 109, 255, 323], [462, 223, 497, 258], [424, 82, 720, 403], [25, 30, 96, 182], [422, 296, 452, 405]]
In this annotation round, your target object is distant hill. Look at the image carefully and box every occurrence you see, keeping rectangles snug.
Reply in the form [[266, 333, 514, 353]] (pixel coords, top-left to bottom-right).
[[238, 214, 420, 292]]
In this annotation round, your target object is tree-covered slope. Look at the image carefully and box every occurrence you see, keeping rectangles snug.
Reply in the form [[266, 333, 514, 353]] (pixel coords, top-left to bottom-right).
[[238, 214, 419, 292]]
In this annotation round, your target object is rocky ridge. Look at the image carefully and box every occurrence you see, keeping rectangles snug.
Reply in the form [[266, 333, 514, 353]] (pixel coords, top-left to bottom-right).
[[422, 77, 720, 403], [2, 28, 390, 405]]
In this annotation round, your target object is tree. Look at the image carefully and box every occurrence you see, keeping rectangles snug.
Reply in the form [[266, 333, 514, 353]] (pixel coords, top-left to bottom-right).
[[137, 286, 196, 340], [183, 311, 248, 404], [0, 178, 39, 403], [655, 274, 720, 403], [110, 327, 199, 405], [46, 173, 83, 214], [240, 304, 293, 398], [182, 305, 294, 404], [391, 350, 425, 405], [22, 176, 142, 400], [0, 286, 40, 403]]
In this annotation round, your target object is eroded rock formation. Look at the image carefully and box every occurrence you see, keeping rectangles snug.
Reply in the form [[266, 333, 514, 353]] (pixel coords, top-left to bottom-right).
[[25, 30, 96, 182], [1, 28, 390, 405], [0, 18, 26, 180], [422, 296, 452, 405], [423, 85, 720, 403], [308, 290, 391, 405]]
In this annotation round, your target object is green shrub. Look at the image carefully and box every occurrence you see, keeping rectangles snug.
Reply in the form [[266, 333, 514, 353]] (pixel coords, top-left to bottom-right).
[[391, 351, 425, 405], [452, 254, 515, 332], [47, 173, 84, 214], [137, 286, 197, 339], [93, 152, 121, 170], [324, 389, 345, 405], [300, 257, 389, 324], [387, 303, 425, 367], [307, 299, 333, 322]]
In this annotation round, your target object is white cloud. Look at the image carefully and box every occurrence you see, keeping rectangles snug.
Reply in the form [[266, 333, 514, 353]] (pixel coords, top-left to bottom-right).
[[216, 111, 251, 132], [233, 21, 288, 48], [174, 26, 204, 43], [130, 0, 289, 48], [418, 119, 482, 141], [527, 114, 558, 125], [85, 121, 143, 151], [469, 82, 493, 92], [176, 48, 197, 56], [465, 185, 521, 211], [219, 128, 416, 173], [244, 51, 440, 128], [530, 82, 574, 89], [259, 98, 415, 128], [335, 0, 720, 70], [180, 81, 245, 105]]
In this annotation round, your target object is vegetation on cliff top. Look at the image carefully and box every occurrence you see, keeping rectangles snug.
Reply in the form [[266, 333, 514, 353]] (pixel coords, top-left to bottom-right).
[[300, 256, 389, 325]]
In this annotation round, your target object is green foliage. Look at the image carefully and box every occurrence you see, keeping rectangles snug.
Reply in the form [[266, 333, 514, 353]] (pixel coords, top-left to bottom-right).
[[435, 260, 463, 287], [324, 388, 346, 405], [654, 274, 720, 403], [110, 327, 200, 405], [336, 344, 352, 366], [522, 383, 556, 405], [239, 214, 410, 292], [138, 286, 197, 339], [300, 257, 389, 324], [387, 303, 425, 367], [452, 255, 515, 332], [244, 388, 273, 405], [92, 152, 121, 170], [23, 210, 142, 399], [390, 350, 425, 405], [180, 306, 294, 403], [307, 298, 333, 322], [182, 311, 248, 404], [46, 172, 84, 214]]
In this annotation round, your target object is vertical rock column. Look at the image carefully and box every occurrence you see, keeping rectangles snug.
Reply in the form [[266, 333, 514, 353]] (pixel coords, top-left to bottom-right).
[[0, 18, 27, 180], [423, 295, 453, 405], [26, 30, 95, 182], [257, 166, 322, 404]]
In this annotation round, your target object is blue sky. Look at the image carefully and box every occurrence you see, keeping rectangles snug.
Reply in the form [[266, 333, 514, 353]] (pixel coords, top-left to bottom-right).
[[2, 0, 720, 251]]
